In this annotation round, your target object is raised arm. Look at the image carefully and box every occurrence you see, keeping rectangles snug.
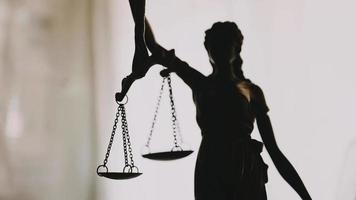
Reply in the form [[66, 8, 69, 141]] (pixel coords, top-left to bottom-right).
[[144, 18, 166, 56], [159, 54, 208, 91], [116, 0, 207, 101], [144, 18, 208, 91], [253, 86, 312, 200]]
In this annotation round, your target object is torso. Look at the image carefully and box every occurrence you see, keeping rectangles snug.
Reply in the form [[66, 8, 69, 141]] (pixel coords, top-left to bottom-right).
[[193, 77, 269, 200], [192, 77, 256, 139]]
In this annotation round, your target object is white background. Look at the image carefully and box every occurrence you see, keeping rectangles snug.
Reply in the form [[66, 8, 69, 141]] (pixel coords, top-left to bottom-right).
[[1, 0, 356, 199]]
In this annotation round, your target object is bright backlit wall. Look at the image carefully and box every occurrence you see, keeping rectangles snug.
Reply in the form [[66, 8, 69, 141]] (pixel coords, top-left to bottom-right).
[[95, 0, 356, 199]]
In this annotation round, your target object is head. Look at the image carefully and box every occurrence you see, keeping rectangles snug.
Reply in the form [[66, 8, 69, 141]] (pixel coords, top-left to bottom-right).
[[204, 22, 244, 77]]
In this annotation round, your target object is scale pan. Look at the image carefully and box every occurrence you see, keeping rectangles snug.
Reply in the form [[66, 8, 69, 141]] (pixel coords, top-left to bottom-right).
[[142, 150, 193, 160], [97, 172, 142, 180]]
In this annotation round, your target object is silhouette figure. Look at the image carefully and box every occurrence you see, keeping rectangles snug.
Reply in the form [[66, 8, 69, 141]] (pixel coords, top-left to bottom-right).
[[121, 0, 312, 199], [157, 22, 312, 200]]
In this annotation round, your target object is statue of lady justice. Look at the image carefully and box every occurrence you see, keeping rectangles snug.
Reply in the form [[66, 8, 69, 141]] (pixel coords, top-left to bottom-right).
[[117, 0, 312, 199]]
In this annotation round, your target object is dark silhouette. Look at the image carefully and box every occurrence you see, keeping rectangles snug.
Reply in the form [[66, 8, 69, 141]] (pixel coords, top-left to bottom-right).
[[115, 0, 169, 102], [115, 0, 153, 102], [119, 0, 312, 199]]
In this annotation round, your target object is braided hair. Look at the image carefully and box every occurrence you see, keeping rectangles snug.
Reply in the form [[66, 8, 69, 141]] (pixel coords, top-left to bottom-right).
[[204, 21, 245, 79]]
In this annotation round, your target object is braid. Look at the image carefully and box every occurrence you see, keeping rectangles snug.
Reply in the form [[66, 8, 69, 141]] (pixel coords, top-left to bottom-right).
[[233, 55, 245, 79], [204, 21, 245, 78]]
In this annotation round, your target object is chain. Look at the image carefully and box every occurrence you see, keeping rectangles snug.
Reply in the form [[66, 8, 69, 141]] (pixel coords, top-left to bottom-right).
[[120, 104, 135, 167], [98, 101, 139, 174], [118, 105, 129, 166], [145, 74, 183, 150], [167, 75, 181, 148], [174, 105, 184, 145], [102, 106, 121, 166], [145, 77, 167, 148]]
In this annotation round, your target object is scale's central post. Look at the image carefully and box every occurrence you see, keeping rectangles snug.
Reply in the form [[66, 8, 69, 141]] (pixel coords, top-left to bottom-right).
[[115, 0, 167, 102]]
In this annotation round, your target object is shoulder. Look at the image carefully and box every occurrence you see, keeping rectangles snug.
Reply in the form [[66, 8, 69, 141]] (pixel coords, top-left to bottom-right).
[[249, 82, 265, 100], [239, 79, 264, 99], [247, 81, 270, 114]]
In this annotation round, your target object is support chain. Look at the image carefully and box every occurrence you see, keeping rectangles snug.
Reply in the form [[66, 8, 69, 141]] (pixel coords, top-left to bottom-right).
[[99, 103, 137, 173], [146, 77, 167, 148], [167, 75, 181, 148]]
